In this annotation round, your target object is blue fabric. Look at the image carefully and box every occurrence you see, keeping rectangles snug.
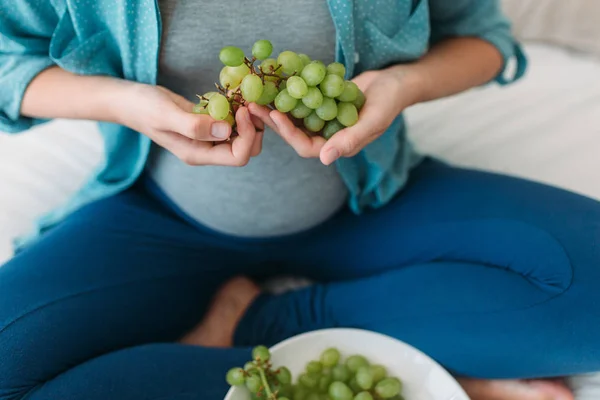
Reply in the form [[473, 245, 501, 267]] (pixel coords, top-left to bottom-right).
[[2, 160, 600, 400], [0, 0, 527, 248]]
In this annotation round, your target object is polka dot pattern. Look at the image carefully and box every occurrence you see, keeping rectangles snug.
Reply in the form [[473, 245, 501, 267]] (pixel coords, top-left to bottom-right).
[[1, 0, 528, 246]]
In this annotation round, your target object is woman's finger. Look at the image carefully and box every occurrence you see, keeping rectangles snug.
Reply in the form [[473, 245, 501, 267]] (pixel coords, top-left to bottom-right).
[[250, 112, 265, 132], [270, 110, 326, 159], [251, 130, 264, 157], [152, 129, 215, 166], [230, 107, 257, 165], [319, 101, 385, 165], [248, 103, 278, 131]]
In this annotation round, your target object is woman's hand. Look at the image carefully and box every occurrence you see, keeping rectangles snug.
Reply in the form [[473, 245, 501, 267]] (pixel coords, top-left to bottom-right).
[[118, 84, 264, 167], [248, 67, 423, 166]]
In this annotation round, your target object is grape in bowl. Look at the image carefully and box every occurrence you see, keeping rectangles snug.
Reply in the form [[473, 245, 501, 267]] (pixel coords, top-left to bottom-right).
[[224, 328, 470, 400]]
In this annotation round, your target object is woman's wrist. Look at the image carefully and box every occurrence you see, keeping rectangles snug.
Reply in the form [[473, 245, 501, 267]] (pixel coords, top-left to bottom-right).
[[384, 63, 432, 111]]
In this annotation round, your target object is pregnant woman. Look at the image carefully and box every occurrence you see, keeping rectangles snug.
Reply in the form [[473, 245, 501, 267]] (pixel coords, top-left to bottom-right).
[[1, 1, 597, 399]]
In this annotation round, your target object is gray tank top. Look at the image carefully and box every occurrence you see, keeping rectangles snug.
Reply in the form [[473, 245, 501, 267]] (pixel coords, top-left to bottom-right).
[[146, 0, 348, 237]]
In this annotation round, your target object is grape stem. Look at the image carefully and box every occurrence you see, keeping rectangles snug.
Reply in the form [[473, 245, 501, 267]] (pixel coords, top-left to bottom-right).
[[257, 364, 275, 400]]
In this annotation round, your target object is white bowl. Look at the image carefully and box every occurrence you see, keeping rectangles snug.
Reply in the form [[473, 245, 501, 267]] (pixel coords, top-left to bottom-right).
[[225, 328, 469, 400]]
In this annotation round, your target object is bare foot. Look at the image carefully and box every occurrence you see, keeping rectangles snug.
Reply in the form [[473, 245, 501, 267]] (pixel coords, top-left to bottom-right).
[[180, 276, 260, 347], [458, 378, 574, 400]]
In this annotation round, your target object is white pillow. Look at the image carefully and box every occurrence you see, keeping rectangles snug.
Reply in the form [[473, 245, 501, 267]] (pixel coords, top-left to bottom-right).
[[405, 43, 600, 201], [502, 0, 600, 56]]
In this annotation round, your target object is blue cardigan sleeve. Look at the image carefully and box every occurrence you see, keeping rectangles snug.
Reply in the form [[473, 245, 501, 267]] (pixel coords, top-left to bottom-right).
[[0, 1, 59, 133], [428, 0, 527, 85]]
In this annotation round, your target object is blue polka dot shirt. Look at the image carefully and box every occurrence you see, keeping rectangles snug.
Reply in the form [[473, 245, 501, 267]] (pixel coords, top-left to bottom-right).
[[0, 0, 527, 247]]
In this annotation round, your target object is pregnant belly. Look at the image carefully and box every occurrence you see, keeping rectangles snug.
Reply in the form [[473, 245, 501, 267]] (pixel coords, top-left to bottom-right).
[[145, 131, 348, 237]]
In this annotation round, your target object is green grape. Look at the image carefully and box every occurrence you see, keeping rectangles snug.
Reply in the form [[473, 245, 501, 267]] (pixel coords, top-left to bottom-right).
[[299, 53, 312, 67], [327, 62, 346, 77], [320, 348, 341, 367], [287, 76, 309, 99], [225, 112, 236, 127], [244, 361, 257, 371], [370, 365, 387, 383], [256, 80, 279, 106], [303, 111, 325, 133], [345, 355, 369, 373], [278, 384, 294, 398], [331, 365, 351, 383], [207, 93, 230, 121], [279, 80, 287, 90], [306, 361, 323, 374], [203, 91, 219, 100], [252, 345, 271, 362], [306, 393, 321, 400], [280, 397, 291, 400], [374, 378, 402, 399], [246, 375, 262, 393], [241, 74, 264, 103], [355, 367, 373, 390], [299, 373, 319, 389], [318, 375, 333, 392], [277, 366, 293, 385], [354, 392, 373, 400], [219, 46, 245, 67], [260, 58, 282, 79], [336, 102, 359, 127], [277, 51, 304, 75], [302, 87, 324, 109], [352, 90, 366, 110], [226, 367, 246, 386], [320, 74, 345, 98], [319, 394, 330, 400], [290, 102, 313, 119], [322, 120, 344, 140], [329, 382, 354, 400], [337, 81, 360, 102], [274, 89, 298, 113], [316, 97, 338, 121], [293, 385, 310, 400], [301, 61, 327, 86], [252, 40, 273, 60], [322, 368, 332, 377], [220, 64, 250, 89], [192, 104, 209, 114], [348, 378, 362, 394]]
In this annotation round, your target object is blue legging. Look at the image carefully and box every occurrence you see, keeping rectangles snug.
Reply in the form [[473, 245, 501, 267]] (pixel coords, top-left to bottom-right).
[[2, 159, 600, 400]]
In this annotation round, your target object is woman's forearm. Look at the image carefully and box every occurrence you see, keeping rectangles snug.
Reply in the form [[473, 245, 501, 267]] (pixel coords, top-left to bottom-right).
[[20, 66, 134, 123], [390, 37, 504, 106]]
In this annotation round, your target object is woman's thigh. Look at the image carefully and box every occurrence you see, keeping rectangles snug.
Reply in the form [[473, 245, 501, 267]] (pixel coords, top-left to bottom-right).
[[0, 185, 260, 399], [292, 159, 600, 294]]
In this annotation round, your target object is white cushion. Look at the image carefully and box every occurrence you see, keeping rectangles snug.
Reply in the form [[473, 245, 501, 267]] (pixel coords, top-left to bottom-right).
[[502, 0, 600, 57], [404, 44, 600, 201]]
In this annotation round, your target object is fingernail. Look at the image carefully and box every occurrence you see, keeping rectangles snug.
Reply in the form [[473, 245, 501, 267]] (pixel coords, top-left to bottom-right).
[[211, 123, 230, 139], [270, 112, 279, 128], [323, 148, 340, 165]]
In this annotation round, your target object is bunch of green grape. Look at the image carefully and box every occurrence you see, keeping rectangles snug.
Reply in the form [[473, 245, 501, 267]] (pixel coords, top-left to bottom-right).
[[194, 40, 366, 140], [226, 346, 405, 400]]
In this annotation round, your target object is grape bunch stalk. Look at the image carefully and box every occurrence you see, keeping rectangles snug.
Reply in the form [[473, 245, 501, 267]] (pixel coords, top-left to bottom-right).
[[226, 346, 406, 400], [194, 40, 366, 140]]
